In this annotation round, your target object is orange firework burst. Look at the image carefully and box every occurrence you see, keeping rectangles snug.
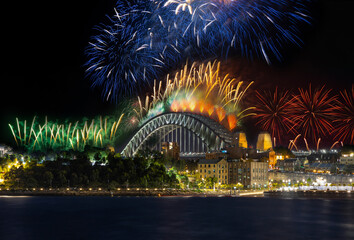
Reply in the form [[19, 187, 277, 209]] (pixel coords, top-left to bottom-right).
[[253, 87, 295, 144], [136, 61, 254, 130], [290, 85, 337, 143], [333, 85, 354, 144]]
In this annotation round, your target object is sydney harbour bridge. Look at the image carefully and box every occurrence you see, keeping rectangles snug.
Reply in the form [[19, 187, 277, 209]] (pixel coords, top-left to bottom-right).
[[121, 113, 234, 157]]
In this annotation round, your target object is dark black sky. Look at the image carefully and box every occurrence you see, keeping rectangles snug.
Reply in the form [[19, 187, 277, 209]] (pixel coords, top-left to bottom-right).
[[1, 0, 353, 144]]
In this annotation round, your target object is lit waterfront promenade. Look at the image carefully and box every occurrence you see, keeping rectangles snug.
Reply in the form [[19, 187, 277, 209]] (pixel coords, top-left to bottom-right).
[[269, 172, 353, 185]]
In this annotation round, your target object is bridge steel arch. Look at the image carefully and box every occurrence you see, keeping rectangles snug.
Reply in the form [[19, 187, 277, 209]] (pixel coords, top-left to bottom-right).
[[121, 113, 233, 157]]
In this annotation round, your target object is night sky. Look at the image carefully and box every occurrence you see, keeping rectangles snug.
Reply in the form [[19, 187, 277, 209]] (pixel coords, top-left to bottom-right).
[[1, 0, 353, 145]]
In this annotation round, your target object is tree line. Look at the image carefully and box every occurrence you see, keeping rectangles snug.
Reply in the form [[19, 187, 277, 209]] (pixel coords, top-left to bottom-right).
[[1, 150, 180, 189]]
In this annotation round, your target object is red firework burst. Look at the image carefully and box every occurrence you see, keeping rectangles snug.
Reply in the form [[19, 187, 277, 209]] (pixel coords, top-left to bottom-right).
[[333, 85, 354, 144], [253, 87, 295, 144], [290, 85, 337, 143]]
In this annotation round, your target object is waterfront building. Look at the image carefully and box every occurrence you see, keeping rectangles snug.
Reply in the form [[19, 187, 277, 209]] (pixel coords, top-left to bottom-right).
[[269, 151, 297, 170], [276, 158, 301, 172], [339, 153, 354, 165], [307, 152, 339, 164], [228, 159, 268, 188], [197, 159, 228, 184], [306, 163, 345, 174], [269, 171, 353, 185], [249, 161, 269, 188], [270, 152, 287, 169]]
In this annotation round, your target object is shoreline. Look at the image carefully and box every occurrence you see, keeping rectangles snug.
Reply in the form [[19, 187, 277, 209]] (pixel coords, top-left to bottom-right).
[[264, 190, 354, 199], [0, 189, 264, 197], [4, 189, 353, 199], [2, 189, 353, 199]]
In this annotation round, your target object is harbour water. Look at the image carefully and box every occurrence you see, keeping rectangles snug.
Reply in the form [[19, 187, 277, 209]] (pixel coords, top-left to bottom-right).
[[0, 196, 353, 240]]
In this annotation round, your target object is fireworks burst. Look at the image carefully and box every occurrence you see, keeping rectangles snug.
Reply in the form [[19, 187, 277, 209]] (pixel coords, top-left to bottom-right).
[[85, 1, 165, 101], [162, 0, 311, 63], [136, 61, 254, 131], [290, 85, 337, 143], [8, 115, 125, 152], [253, 88, 295, 144], [86, 0, 311, 100], [333, 85, 354, 144]]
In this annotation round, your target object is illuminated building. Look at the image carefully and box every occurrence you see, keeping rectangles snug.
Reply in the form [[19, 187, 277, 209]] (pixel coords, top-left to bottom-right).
[[271, 152, 293, 169], [276, 158, 301, 172], [198, 159, 228, 184], [256, 132, 272, 151], [340, 153, 354, 165], [235, 132, 248, 148], [306, 163, 345, 174], [307, 152, 339, 164], [161, 142, 180, 160], [228, 159, 268, 188]]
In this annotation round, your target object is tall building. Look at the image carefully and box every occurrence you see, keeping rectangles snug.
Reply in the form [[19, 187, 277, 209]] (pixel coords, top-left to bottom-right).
[[197, 159, 228, 184], [228, 159, 268, 188], [256, 132, 272, 151]]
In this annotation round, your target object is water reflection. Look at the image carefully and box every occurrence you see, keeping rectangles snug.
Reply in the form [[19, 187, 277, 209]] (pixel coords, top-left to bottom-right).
[[0, 197, 353, 240]]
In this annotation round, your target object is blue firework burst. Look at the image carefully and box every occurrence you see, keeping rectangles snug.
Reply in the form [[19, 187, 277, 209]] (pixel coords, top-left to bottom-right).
[[161, 0, 311, 63], [85, 0, 311, 100], [85, 0, 165, 101]]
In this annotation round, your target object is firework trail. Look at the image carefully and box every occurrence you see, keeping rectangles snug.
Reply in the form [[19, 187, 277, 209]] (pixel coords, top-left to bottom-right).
[[316, 138, 321, 151], [303, 138, 310, 151], [330, 141, 339, 150], [288, 134, 301, 151], [332, 85, 354, 144], [290, 85, 337, 144], [253, 88, 295, 144]]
